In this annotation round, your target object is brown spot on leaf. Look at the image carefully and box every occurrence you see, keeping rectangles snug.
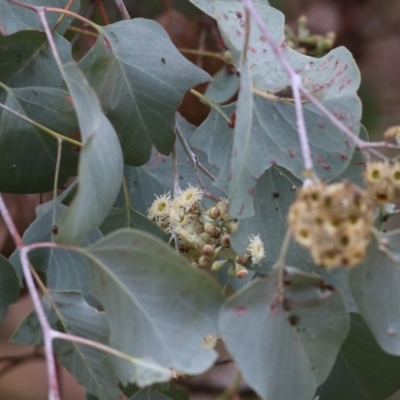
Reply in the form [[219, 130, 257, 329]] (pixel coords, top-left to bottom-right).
[[235, 306, 247, 315]]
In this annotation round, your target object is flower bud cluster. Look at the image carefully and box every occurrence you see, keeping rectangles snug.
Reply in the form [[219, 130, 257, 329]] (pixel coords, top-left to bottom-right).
[[364, 161, 400, 204], [148, 189, 266, 278], [288, 181, 374, 268]]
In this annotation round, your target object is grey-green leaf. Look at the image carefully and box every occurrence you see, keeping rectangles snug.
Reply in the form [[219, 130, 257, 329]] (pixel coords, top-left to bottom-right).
[[349, 232, 400, 355], [100, 206, 169, 242], [219, 267, 349, 400], [0, 31, 72, 89], [0, 254, 19, 322], [130, 387, 172, 400], [10, 200, 101, 294], [317, 313, 400, 400], [79, 19, 210, 166], [0, 0, 80, 36], [188, 0, 270, 18], [11, 291, 121, 400], [0, 86, 79, 193], [212, 2, 361, 217], [83, 229, 224, 384], [55, 63, 124, 245], [204, 66, 239, 104]]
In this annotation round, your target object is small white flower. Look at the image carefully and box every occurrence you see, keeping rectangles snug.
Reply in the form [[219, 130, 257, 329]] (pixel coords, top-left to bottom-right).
[[147, 192, 171, 222], [176, 184, 203, 210], [247, 234, 266, 265]]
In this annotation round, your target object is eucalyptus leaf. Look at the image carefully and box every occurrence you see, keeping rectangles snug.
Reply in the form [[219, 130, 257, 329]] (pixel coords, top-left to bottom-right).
[[121, 113, 222, 215], [0, 0, 80, 36], [212, 2, 361, 217], [55, 63, 124, 245], [0, 86, 79, 193], [204, 66, 239, 104], [188, 0, 269, 18], [100, 206, 169, 242], [349, 232, 400, 355], [0, 254, 20, 322], [11, 291, 121, 400], [0, 31, 72, 89], [10, 200, 101, 294], [83, 229, 224, 384], [219, 266, 349, 400], [130, 386, 172, 400], [79, 19, 210, 166], [317, 313, 400, 400]]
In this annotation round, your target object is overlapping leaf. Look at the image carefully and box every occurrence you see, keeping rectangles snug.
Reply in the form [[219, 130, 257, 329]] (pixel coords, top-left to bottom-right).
[[349, 232, 400, 355], [219, 266, 349, 400], [204, 66, 239, 104], [317, 313, 400, 400], [210, 1, 361, 217], [0, 86, 79, 192], [0, 255, 19, 322], [121, 114, 222, 215], [12, 291, 122, 400], [82, 229, 224, 384], [0, 31, 72, 88], [100, 206, 169, 242], [188, 0, 270, 17], [79, 19, 210, 166], [55, 64, 124, 245], [10, 200, 101, 293], [0, 0, 80, 36], [129, 387, 172, 400]]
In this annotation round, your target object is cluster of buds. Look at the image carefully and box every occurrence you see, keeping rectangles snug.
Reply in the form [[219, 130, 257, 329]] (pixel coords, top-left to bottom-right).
[[285, 15, 336, 57], [288, 181, 374, 268], [148, 186, 266, 278], [364, 161, 400, 204]]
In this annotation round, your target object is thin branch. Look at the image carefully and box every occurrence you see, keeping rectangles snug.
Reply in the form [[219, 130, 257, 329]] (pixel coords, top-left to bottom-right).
[[67, 25, 98, 38], [52, 331, 172, 379], [190, 89, 231, 123], [113, 0, 130, 20], [174, 121, 220, 202], [242, 0, 314, 174], [179, 48, 226, 62], [20, 246, 61, 400], [0, 100, 82, 148], [95, 0, 110, 25]]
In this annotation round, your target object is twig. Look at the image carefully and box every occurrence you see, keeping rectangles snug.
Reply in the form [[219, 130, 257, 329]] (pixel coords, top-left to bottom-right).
[[190, 89, 231, 124], [0, 99, 82, 148], [95, 0, 110, 25], [242, 0, 314, 175], [174, 121, 220, 202], [113, 0, 130, 20], [0, 194, 61, 400], [241, 0, 400, 162], [179, 48, 226, 62], [68, 25, 98, 38]]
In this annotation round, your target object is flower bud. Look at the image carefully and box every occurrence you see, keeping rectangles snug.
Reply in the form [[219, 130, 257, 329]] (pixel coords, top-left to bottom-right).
[[202, 244, 215, 258], [211, 259, 228, 271], [235, 265, 249, 279], [207, 206, 221, 220], [220, 233, 231, 247], [236, 254, 249, 265]]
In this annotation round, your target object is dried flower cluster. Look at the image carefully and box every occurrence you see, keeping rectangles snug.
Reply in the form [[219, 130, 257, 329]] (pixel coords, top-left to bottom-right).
[[288, 181, 374, 268], [364, 161, 400, 204], [148, 187, 266, 278]]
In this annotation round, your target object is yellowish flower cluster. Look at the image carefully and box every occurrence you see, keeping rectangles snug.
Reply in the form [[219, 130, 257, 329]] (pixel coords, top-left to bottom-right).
[[383, 125, 400, 141], [148, 188, 266, 277], [288, 181, 374, 268], [364, 161, 400, 204]]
